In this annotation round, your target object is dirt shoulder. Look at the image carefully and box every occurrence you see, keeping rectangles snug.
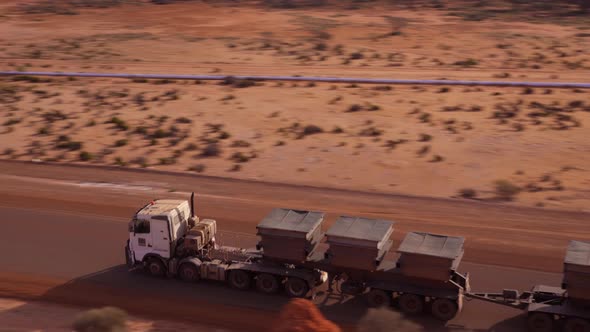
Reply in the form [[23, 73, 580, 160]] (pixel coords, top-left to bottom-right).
[[0, 296, 231, 332]]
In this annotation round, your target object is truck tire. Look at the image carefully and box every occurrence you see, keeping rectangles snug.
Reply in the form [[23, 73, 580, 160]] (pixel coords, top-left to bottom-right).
[[178, 263, 200, 283], [146, 258, 166, 277], [431, 298, 459, 321], [564, 318, 590, 332], [256, 273, 279, 294], [527, 313, 553, 332], [366, 289, 390, 308], [398, 293, 424, 315], [229, 270, 251, 290], [285, 277, 309, 298]]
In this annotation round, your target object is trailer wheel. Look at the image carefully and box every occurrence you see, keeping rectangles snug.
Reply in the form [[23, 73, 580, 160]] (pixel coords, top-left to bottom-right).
[[147, 258, 166, 277], [398, 293, 424, 315], [178, 263, 200, 283], [285, 278, 309, 298], [527, 313, 553, 332], [564, 318, 590, 332], [256, 274, 279, 294], [366, 289, 390, 308], [431, 298, 459, 321], [229, 270, 251, 290]]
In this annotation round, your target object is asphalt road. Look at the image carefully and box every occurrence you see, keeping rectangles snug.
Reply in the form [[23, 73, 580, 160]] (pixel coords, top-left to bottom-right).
[[0, 205, 562, 331], [0, 161, 582, 331]]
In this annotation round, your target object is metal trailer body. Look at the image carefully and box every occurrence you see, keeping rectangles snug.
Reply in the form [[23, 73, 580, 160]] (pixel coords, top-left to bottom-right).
[[465, 240, 590, 332]]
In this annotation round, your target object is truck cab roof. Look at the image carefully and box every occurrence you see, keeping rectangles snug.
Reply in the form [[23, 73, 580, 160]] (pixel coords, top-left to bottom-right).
[[135, 199, 190, 220]]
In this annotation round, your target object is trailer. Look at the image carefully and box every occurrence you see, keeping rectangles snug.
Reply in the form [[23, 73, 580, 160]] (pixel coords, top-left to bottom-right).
[[125, 193, 470, 321], [465, 240, 590, 332]]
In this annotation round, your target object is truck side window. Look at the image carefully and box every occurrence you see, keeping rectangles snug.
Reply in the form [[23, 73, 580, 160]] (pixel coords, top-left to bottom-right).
[[135, 220, 150, 234]]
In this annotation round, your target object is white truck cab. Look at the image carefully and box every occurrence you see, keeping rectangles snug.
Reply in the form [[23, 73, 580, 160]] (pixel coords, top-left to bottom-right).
[[127, 199, 191, 264]]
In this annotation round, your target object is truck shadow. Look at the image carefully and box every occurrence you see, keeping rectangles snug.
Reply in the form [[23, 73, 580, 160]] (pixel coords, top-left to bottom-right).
[[1, 265, 528, 332]]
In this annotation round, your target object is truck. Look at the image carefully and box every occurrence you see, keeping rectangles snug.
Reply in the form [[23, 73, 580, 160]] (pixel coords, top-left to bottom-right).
[[125, 193, 470, 321], [466, 240, 590, 332]]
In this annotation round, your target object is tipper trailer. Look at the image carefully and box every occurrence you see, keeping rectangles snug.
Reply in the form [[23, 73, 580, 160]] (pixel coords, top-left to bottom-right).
[[466, 240, 590, 332], [125, 194, 470, 321]]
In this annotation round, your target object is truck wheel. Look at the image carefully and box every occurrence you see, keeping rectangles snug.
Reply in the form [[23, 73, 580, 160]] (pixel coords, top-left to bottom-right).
[[398, 293, 424, 315], [366, 289, 390, 308], [285, 278, 309, 298], [527, 313, 553, 332], [431, 298, 459, 321], [147, 258, 166, 277], [564, 318, 590, 332], [229, 270, 251, 290], [256, 274, 279, 294], [178, 263, 200, 283]]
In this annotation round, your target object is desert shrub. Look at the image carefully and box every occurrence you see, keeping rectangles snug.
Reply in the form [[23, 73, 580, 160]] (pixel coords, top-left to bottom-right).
[[79, 151, 93, 161], [494, 180, 521, 201], [114, 157, 127, 166], [458, 188, 477, 199], [419, 113, 431, 123], [56, 137, 82, 151], [350, 52, 363, 60], [3, 118, 21, 126], [231, 140, 251, 148], [453, 58, 478, 67], [417, 145, 430, 156], [134, 126, 147, 135], [358, 127, 383, 137], [72, 306, 127, 332], [37, 126, 51, 135], [201, 143, 221, 157], [159, 157, 176, 165], [367, 103, 381, 111], [218, 131, 231, 140], [418, 133, 432, 142], [114, 139, 127, 147], [41, 110, 67, 123], [175, 117, 192, 124], [152, 129, 171, 139], [220, 76, 257, 88], [108, 117, 128, 131], [332, 126, 344, 134], [186, 163, 205, 173], [346, 104, 362, 112], [184, 143, 198, 151], [302, 125, 323, 136], [230, 152, 251, 163]]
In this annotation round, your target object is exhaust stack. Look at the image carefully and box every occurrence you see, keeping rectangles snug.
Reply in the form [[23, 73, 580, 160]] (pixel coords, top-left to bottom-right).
[[190, 192, 195, 218]]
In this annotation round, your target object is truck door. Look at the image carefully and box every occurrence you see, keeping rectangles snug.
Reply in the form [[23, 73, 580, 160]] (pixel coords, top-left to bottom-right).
[[131, 219, 152, 262], [150, 217, 171, 259]]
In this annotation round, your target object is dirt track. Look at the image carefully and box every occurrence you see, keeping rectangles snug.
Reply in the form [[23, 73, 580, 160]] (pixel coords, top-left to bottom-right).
[[0, 160, 584, 331]]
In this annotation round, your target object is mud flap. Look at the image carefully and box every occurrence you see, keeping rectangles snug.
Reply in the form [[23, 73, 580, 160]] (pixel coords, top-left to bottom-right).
[[125, 244, 135, 268]]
